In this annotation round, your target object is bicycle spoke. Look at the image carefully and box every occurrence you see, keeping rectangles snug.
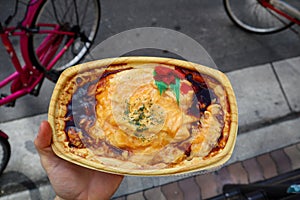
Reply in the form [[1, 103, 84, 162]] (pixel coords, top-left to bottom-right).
[[80, 0, 89, 27], [73, 0, 80, 25], [224, 0, 293, 34], [28, 0, 100, 76], [261, 4, 290, 27], [61, 1, 76, 25]]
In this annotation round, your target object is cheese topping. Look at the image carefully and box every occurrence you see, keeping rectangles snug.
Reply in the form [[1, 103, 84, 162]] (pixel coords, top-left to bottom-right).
[[57, 63, 229, 170]]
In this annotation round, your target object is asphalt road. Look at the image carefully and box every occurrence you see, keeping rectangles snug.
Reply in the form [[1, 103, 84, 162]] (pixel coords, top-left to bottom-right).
[[1, 0, 300, 123]]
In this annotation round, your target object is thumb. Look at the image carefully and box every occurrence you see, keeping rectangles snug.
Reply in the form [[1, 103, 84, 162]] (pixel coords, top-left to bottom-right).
[[34, 120, 54, 155], [34, 121, 56, 162], [35, 120, 62, 172]]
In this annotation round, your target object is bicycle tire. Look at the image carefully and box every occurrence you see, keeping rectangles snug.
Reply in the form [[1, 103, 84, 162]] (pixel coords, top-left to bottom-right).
[[0, 137, 11, 175], [223, 0, 293, 34], [28, 0, 100, 82]]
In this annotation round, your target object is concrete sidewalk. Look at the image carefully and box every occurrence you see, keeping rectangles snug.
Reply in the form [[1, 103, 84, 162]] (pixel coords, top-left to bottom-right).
[[0, 56, 299, 199], [115, 142, 300, 199]]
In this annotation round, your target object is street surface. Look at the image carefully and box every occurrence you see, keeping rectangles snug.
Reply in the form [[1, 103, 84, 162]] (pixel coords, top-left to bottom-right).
[[0, 1, 300, 199], [0, 0, 300, 122]]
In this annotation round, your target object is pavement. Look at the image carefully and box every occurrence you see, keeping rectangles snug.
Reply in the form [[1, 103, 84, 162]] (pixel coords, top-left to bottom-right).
[[0, 56, 300, 199]]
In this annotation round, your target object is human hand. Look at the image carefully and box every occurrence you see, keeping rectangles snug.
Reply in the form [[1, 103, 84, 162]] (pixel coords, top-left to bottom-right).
[[34, 121, 123, 200]]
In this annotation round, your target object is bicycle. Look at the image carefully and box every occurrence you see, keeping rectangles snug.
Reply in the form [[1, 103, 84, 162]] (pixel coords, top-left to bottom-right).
[[223, 0, 300, 34], [0, 0, 100, 175]]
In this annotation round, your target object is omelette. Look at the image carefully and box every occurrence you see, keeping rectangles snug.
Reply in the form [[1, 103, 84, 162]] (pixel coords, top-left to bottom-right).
[[48, 57, 238, 176]]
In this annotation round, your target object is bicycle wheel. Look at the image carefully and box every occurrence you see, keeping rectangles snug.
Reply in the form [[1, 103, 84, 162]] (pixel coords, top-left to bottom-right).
[[28, 0, 100, 80], [223, 0, 293, 34], [0, 137, 11, 175]]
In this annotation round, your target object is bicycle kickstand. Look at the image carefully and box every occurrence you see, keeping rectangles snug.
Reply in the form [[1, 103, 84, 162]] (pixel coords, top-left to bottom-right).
[[30, 76, 45, 96], [0, 94, 16, 107]]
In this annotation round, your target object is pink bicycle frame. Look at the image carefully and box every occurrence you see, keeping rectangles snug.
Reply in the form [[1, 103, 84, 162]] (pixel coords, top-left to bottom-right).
[[0, 0, 75, 106]]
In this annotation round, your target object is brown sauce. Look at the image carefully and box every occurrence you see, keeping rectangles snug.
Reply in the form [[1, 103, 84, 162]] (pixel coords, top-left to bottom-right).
[[63, 65, 230, 162]]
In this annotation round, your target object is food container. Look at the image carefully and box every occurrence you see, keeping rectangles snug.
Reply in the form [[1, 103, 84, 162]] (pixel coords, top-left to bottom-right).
[[48, 57, 238, 176]]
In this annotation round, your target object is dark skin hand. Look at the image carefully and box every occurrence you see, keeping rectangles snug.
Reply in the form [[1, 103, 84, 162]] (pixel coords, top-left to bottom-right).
[[34, 121, 123, 200]]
